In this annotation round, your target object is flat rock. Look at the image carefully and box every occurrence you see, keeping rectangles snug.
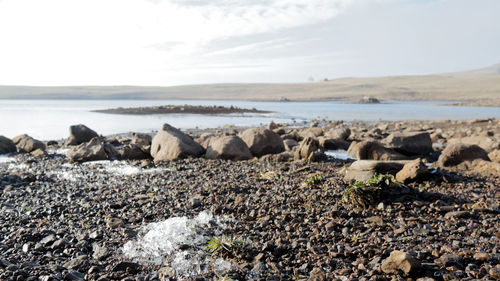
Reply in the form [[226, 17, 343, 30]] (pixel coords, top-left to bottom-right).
[[347, 140, 408, 161], [384, 131, 433, 155], [66, 137, 109, 162], [344, 160, 408, 182]]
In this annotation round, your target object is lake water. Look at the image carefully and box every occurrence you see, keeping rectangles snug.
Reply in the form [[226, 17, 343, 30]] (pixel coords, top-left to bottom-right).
[[1, 99, 499, 140]]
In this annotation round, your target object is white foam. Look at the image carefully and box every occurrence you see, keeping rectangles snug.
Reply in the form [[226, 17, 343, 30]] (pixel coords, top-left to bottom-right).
[[83, 160, 165, 176], [47, 148, 70, 155], [122, 211, 230, 278], [325, 150, 355, 160], [47, 170, 81, 182], [0, 155, 16, 163]]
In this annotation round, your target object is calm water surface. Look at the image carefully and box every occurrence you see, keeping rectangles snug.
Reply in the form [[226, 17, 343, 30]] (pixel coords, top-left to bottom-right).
[[1, 99, 499, 140]]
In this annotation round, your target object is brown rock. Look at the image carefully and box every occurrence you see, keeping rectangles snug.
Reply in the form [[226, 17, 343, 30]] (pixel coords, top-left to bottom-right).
[[489, 149, 500, 163], [437, 143, 490, 167], [318, 137, 349, 150], [0, 135, 17, 154], [396, 158, 428, 183], [324, 127, 351, 140], [449, 135, 499, 152], [381, 250, 421, 275], [150, 124, 204, 162], [347, 141, 408, 161], [294, 137, 324, 161], [239, 128, 284, 157], [65, 124, 99, 146], [12, 134, 46, 153], [384, 131, 433, 155], [205, 136, 252, 160], [30, 148, 48, 158], [344, 160, 408, 182], [66, 137, 109, 162]]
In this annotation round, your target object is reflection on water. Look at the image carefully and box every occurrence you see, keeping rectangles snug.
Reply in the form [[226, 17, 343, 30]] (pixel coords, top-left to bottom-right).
[[1, 99, 499, 140]]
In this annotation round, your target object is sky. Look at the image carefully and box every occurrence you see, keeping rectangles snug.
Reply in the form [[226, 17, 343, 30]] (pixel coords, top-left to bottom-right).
[[0, 0, 499, 86]]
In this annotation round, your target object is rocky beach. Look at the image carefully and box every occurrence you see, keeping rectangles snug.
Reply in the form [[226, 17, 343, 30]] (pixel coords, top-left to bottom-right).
[[1, 118, 499, 281]]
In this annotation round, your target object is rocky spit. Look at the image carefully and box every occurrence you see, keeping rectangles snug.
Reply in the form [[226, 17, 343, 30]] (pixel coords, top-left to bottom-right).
[[1, 118, 499, 281]]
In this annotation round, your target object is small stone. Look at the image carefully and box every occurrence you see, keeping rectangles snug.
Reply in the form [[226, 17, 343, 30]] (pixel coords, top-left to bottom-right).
[[65, 271, 85, 281], [473, 252, 490, 262], [51, 239, 67, 249], [444, 211, 469, 219], [489, 268, 500, 280], [106, 218, 123, 229], [190, 198, 202, 208], [381, 250, 421, 275]]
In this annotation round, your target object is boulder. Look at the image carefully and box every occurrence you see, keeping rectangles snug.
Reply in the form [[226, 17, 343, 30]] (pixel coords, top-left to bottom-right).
[[437, 143, 490, 167], [489, 149, 500, 163], [381, 250, 421, 275], [66, 124, 99, 146], [283, 139, 299, 151], [344, 160, 408, 182], [383, 131, 432, 155], [12, 134, 46, 153], [197, 133, 216, 149], [324, 128, 351, 140], [448, 136, 499, 152], [347, 141, 408, 161], [205, 136, 252, 161], [396, 158, 429, 183], [66, 138, 109, 162], [31, 148, 48, 158], [239, 128, 284, 157], [150, 124, 204, 162], [281, 130, 301, 141], [0, 136, 17, 154], [267, 121, 278, 130], [119, 144, 151, 160], [299, 127, 323, 139], [318, 137, 350, 150], [131, 133, 152, 152], [294, 137, 323, 161]]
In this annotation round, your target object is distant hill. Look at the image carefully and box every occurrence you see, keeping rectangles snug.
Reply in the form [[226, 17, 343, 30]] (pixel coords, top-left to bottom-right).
[[1, 63, 499, 106]]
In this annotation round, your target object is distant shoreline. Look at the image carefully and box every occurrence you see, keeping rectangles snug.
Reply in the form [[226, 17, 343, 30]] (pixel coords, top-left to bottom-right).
[[92, 104, 272, 115]]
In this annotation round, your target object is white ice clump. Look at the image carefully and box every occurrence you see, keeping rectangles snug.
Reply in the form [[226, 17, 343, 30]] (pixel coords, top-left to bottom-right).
[[122, 211, 231, 278]]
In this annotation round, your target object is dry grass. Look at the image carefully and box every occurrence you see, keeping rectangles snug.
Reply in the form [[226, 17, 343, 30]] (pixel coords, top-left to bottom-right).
[[1, 64, 499, 105]]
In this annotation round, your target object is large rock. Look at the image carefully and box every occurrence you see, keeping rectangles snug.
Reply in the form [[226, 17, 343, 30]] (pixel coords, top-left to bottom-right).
[[0, 136, 17, 154], [196, 133, 216, 150], [66, 124, 99, 146], [396, 158, 429, 183], [12, 134, 46, 153], [384, 131, 432, 155], [381, 250, 421, 275], [347, 141, 408, 161], [448, 136, 499, 152], [119, 144, 151, 160], [205, 136, 252, 160], [344, 160, 408, 182], [283, 139, 298, 151], [324, 128, 351, 140], [437, 143, 490, 167], [150, 124, 204, 162], [66, 137, 109, 162], [318, 137, 349, 150], [299, 127, 323, 139], [131, 133, 152, 152], [239, 128, 284, 157], [294, 137, 325, 162]]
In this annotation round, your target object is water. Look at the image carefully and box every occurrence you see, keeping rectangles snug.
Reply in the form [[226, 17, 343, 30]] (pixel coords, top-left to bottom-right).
[[1, 99, 498, 140]]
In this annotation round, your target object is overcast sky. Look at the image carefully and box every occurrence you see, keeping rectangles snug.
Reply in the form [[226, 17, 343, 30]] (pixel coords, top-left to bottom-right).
[[0, 0, 499, 86]]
